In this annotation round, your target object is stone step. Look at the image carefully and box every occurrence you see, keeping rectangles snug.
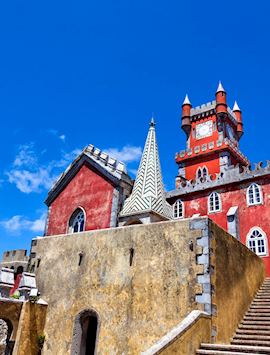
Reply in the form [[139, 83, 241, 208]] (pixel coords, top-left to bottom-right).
[[232, 339, 270, 346], [244, 315, 270, 319], [233, 334, 270, 340], [241, 321, 270, 326], [236, 329, 270, 335], [246, 314, 270, 317], [239, 324, 270, 330], [199, 343, 270, 353], [196, 351, 267, 355], [250, 306, 270, 309], [247, 311, 270, 315], [252, 302, 270, 305]]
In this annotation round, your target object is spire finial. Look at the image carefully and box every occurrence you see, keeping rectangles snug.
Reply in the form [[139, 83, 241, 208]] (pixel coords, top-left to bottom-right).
[[150, 116, 155, 127], [183, 94, 191, 106], [233, 100, 241, 112], [216, 81, 226, 93]]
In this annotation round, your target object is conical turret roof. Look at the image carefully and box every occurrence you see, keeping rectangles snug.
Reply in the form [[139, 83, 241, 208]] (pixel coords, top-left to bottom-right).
[[120, 119, 172, 220]]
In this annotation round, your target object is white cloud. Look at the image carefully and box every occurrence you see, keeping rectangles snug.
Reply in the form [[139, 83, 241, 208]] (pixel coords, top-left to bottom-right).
[[13, 143, 37, 167], [104, 145, 142, 163], [7, 168, 55, 193], [47, 129, 66, 142], [6, 144, 81, 194], [0, 212, 46, 234]]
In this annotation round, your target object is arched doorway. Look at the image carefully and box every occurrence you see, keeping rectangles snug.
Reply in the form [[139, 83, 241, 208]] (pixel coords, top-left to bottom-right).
[[0, 318, 14, 355], [71, 309, 99, 355]]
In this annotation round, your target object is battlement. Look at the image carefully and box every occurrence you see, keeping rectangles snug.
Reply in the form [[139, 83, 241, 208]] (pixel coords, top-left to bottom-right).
[[175, 138, 249, 165], [168, 161, 270, 198], [48, 143, 130, 198], [190, 100, 237, 126], [1, 250, 28, 263]]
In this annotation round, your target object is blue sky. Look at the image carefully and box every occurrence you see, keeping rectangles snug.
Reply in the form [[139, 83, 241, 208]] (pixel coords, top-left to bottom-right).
[[1, 0, 270, 256]]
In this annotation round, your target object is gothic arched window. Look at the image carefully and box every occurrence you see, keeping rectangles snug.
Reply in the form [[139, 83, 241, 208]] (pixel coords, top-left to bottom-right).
[[247, 183, 263, 206], [247, 227, 268, 256], [173, 199, 184, 219], [197, 166, 208, 179], [208, 192, 221, 213], [69, 208, 85, 233]]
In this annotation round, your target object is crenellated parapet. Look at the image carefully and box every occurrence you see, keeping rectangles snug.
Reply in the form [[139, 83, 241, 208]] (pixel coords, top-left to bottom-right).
[[175, 138, 249, 166], [167, 161, 270, 198], [50, 144, 128, 196]]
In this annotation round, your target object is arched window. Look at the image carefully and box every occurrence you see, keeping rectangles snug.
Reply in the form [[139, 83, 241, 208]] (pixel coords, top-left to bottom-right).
[[202, 166, 208, 177], [71, 309, 99, 355], [247, 227, 268, 256], [173, 199, 184, 219], [197, 166, 208, 179], [247, 183, 263, 206], [208, 192, 221, 213], [69, 208, 85, 233]]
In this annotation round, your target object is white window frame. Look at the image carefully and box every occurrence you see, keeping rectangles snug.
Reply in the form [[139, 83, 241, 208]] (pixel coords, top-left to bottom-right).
[[246, 183, 263, 206], [246, 227, 268, 256], [208, 191, 222, 213], [68, 207, 86, 234], [173, 199, 184, 219]]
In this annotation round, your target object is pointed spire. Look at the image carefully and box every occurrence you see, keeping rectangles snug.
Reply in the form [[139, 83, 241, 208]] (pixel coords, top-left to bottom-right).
[[119, 121, 172, 223], [233, 100, 241, 112], [182, 94, 191, 106], [216, 81, 226, 93]]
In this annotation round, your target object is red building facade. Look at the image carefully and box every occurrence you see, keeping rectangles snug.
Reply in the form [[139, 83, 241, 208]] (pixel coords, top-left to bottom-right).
[[167, 83, 270, 275], [45, 145, 133, 236]]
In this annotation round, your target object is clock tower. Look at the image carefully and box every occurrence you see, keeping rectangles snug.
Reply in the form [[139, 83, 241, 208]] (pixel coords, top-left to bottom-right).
[[176, 82, 248, 187]]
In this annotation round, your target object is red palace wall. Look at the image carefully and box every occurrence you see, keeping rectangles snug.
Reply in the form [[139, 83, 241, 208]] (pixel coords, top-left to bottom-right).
[[46, 164, 115, 236], [178, 177, 270, 275], [184, 153, 221, 181]]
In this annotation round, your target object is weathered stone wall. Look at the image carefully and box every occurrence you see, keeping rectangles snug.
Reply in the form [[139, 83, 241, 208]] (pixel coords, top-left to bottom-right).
[[0, 319, 8, 355], [157, 314, 211, 355], [13, 302, 47, 355], [0, 300, 22, 342], [30, 218, 265, 354], [34, 220, 203, 354], [210, 220, 265, 343]]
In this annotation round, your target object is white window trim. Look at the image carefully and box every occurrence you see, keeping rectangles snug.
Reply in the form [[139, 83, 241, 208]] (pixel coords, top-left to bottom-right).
[[246, 227, 268, 257], [208, 191, 222, 214], [173, 199, 184, 219], [246, 183, 263, 206], [67, 207, 86, 234]]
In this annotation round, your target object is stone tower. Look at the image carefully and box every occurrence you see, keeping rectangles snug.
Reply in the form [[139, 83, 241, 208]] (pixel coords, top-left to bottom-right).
[[176, 81, 248, 186]]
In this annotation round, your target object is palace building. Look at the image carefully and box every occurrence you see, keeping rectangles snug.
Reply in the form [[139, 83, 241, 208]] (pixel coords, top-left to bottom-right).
[[1, 82, 270, 354], [167, 82, 270, 275]]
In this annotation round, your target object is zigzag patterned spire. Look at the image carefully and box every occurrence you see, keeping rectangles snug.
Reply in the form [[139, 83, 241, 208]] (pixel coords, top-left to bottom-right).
[[120, 118, 172, 219]]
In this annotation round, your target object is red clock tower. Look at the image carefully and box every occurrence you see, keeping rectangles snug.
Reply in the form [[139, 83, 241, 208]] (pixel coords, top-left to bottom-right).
[[176, 82, 248, 186]]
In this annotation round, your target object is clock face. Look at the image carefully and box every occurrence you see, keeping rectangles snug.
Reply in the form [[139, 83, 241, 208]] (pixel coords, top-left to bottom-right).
[[196, 121, 213, 139]]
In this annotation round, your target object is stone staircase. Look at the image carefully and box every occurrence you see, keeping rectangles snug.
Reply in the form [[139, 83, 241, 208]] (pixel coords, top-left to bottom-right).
[[196, 277, 270, 354]]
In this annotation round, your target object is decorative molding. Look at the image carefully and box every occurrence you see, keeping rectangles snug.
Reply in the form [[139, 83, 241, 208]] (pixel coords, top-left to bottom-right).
[[168, 161, 270, 199]]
